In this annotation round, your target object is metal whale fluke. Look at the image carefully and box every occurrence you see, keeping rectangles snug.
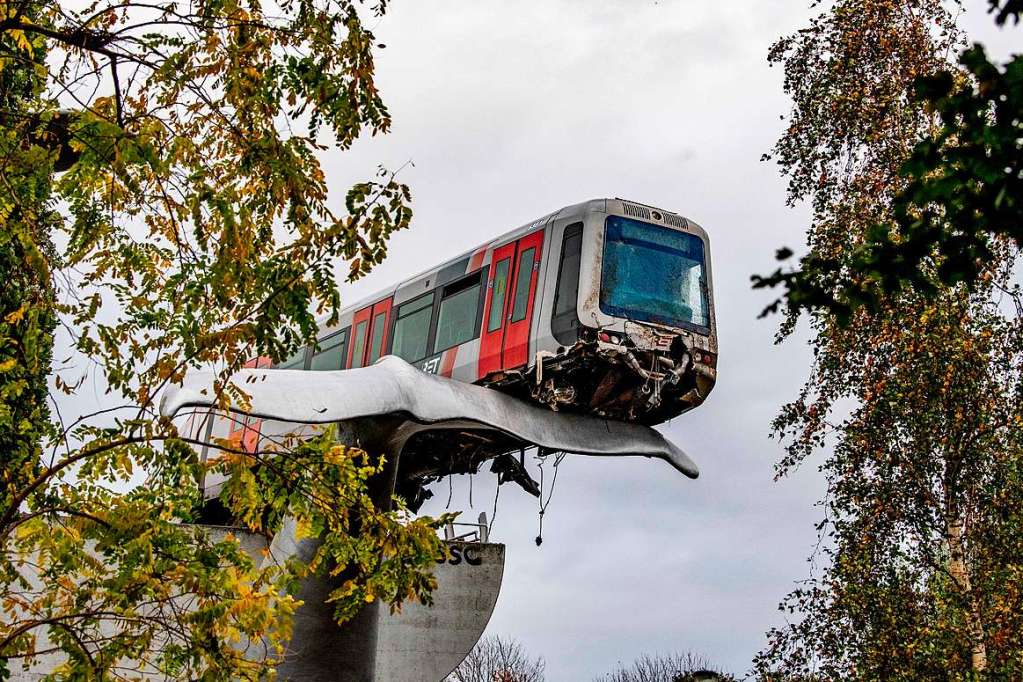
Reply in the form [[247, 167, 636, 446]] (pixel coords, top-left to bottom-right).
[[160, 355, 699, 478]]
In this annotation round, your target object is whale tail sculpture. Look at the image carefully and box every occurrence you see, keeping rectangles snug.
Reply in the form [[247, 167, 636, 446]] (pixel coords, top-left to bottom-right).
[[159, 356, 699, 681]]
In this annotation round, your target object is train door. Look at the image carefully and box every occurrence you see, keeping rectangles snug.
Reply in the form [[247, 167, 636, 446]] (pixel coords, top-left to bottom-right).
[[479, 242, 516, 376], [348, 298, 393, 368], [231, 355, 271, 453], [502, 230, 544, 369]]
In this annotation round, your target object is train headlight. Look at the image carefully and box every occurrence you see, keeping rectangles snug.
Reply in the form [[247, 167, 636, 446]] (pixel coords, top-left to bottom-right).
[[696, 351, 717, 368]]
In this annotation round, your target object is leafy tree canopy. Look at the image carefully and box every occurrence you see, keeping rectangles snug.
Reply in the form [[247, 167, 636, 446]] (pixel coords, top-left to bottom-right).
[[753, 0, 1023, 678], [592, 652, 732, 682], [447, 635, 546, 682], [0, 0, 447, 678], [754, 0, 1023, 322]]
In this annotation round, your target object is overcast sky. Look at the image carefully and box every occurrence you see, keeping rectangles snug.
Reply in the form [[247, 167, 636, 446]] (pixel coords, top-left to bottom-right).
[[45, 1, 1018, 678], [313, 2, 1019, 679]]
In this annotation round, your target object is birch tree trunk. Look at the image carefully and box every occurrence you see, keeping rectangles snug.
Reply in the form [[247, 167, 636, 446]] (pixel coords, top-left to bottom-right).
[[947, 513, 987, 673]]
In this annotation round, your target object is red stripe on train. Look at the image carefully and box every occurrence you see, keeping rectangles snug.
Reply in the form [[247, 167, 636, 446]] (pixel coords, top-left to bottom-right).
[[440, 347, 458, 378], [239, 356, 272, 453], [468, 245, 488, 272]]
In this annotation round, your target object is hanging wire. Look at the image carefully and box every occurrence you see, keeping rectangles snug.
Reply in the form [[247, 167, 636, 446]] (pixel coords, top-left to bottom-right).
[[445, 473, 453, 509], [469, 471, 474, 508], [535, 449, 566, 546], [488, 480, 501, 537], [488, 446, 524, 537]]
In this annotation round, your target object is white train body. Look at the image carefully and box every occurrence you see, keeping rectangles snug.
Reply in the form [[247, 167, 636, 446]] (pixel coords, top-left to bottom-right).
[[258, 197, 717, 425], [184, 198, 717, 507]]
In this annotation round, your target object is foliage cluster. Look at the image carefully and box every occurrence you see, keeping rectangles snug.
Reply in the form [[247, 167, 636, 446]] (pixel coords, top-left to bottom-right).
[[446, 635, 546, 682], [593, 652, 733, 682], [0, 0, 446, 678], [754, 0, 1023, 320], [0, 13, 61, 679], [754, 0, 1023, 679]]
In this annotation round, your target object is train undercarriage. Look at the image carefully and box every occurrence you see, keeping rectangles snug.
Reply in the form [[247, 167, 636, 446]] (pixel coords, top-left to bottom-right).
[[394, 331, 713, 511], [486, 330, 713, 426]]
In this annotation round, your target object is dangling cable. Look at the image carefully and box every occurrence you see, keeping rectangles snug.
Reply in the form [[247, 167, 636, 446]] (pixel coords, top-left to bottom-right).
[[488, 481, 501, 537], [536, 451, 545, 546], [535, 449, 566, 546]]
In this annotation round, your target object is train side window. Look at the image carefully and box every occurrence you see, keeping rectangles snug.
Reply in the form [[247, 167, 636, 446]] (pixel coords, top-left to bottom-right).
[[435, 272, 482, 351], [487, 258, 511, 333], [510, 247, 536, 322], [368, 311, 387, 364], [552, 223, 583, 344], [276, 347, 308, 370], [350, 320, 369, 368], [309, 329, 348, 371], [392, 293, 434, 363]]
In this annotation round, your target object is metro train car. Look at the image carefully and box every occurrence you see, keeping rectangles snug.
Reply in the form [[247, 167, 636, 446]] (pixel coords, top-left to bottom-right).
[[265, 197, 717, 426]]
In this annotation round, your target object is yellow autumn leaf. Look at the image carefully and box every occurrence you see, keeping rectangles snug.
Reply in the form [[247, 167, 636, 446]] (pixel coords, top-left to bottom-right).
[[4, 303, 26, 324], [7, 29, 33, 55], [294, 516, 312, 540], [324, 445, 347, 465]]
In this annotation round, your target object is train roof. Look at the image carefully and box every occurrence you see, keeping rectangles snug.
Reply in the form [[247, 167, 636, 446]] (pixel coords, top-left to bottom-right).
[[318, 197, 706, 329]]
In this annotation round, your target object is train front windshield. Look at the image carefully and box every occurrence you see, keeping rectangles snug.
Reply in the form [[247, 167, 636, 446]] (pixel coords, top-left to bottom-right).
[[599, 215, 710, 332]]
